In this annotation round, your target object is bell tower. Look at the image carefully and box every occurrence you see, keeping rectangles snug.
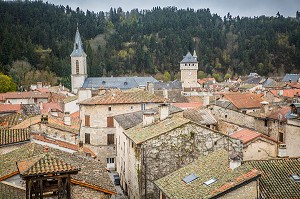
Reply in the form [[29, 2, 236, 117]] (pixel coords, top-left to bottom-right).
[[180, 51, 198, 89], [70, 27, 87, 94]]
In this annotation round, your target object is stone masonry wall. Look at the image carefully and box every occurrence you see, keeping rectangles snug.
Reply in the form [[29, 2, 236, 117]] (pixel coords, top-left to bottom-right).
[[140, 122, 242, 198]]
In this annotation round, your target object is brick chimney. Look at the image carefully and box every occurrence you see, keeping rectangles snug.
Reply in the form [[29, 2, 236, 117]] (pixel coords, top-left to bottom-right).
[[143, 111, 155, 127], [159, 103, 169, 121]]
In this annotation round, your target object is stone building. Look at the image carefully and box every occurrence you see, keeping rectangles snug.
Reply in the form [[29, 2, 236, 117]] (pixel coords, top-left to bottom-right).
[[79, 89, 165, 169], [114, 104, 242, 199], [180, 51, 198, 89], [155, 149, 260, 199]]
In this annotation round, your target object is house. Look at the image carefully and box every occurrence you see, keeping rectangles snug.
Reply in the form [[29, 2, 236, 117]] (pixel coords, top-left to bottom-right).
[[79, 88, 165, 169], [216, 92, 263, 113], [282, 73, 300, 83], [0, 91, 49, 104], [154, 149, 260, 199], [115, 104, 242, 198], [183, 108, 217, 130], [230, 128, 280, 160], [248, 158, 300, 198], [63, 95, 79, 114], [0, 143, 117, 198]]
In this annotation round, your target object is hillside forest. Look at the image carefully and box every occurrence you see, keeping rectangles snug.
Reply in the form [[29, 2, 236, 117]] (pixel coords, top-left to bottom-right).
[[0, 0, 300, 90]]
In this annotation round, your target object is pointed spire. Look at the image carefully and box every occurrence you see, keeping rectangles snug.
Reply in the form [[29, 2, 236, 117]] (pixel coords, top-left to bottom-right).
[[193, 50, 197, 60], [70, 27, 87, 57]]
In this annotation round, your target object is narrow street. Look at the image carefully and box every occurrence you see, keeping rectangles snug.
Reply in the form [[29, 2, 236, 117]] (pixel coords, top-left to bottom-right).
[[108, 171, 127, 199]]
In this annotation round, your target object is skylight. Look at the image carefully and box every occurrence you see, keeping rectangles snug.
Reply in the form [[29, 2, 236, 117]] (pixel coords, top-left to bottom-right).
[[183, 173, 198, 184], [204, 178, 217, 186], [291, 174, 300, 182]]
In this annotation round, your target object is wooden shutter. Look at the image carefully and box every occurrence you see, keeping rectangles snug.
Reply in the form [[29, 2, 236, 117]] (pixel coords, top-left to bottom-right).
[[85, 115, 90, 127], [107, 134, 115, 145], [85, 133, 90, 144], [107, 116, 114, 127]]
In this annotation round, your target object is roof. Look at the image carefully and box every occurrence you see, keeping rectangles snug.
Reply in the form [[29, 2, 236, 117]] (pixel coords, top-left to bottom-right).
[[21, 104, 40, 116], [230, 128, 280, 145], [17, 152, 80, 177], [63, 95, 78, 103], [80, 89, 165, 105], [173, 102, 203, 109], [270, 89, 300, 98], [282, 74, 300, 82], [0, 181, 25, 198], [243, 76, 265, 84], [153, 80, 182, 90], [0, 104, 21, 113], [40, 102, 63, 114], [180, 52, 198, 63], [0, 113, 29, 128], [0, 91, 49, 100], [183, 108, 217, 125], [114, 105, 183, 130], [267, 106, 291, 122], [125, 116, 190, 144], [197, 78, 216, 85], [82, 76, 158, 90], [0, 128, 30, 147], [248, 158, 300, 198], [223, 92, 263, 109], [0, 143, 116, 194], [154, 149, 260, 199], [32, 133, 96, 158], [70, 27, 87, 57]]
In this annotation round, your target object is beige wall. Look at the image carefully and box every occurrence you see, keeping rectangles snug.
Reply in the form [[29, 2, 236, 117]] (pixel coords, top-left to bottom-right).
[[243, 139, 277, 161], [181, 69, 198, 88], [220, 180, 258, 199], [286, 123, 300, 157]]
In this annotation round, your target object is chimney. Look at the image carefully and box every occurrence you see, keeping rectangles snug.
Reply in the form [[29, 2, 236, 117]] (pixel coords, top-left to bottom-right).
[[64, 112, 71, 125], [143, 111, 155, 127], [44, 145, 49, 153], [203, 94, 210, 106], [78, 140, 84, 154], [229, 152, 242, 170], [159, 103, 169, 121], [39, 102, 43, 110], [147, 82, 154, 94], [37, 82, 43, 89], [277, 144, 287, 158], [163, 88, 168, 99], [260, 101, 269, 115]]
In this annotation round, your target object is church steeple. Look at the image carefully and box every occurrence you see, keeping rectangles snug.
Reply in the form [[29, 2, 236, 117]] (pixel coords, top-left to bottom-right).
[[70, 27, 87, 57], [193, 50, 197, 61]]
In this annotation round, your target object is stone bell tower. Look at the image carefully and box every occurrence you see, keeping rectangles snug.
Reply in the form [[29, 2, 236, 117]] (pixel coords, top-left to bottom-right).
[[180, 50, 198, 89]]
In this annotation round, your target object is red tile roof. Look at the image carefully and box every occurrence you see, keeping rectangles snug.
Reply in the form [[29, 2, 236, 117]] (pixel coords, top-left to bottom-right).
[[40, 102, 63, 114], [17, 153, 79, 177], [0, 128, 30, 146], [267, 106, 291, 122], [0, 91, 49, 100], [230, 128, 280, 145], [197, 78, 215, 84], [0, 104, 22, 113], [32, 134, 96, 158], [223, 92, 263, 109], [80, 89, 165, 105], [270, 89, 300, 98]]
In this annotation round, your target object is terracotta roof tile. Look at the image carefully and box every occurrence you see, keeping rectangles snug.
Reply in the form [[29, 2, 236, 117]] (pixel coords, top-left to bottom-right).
[[155, 149, 260, 198], [270, 89, 300, 98], [0, 104, 22, 113], [267, 106, 291, 122], [40, 102, 63, 114], [230, 128, 280, 145], [80, 89, 165, 105], [17, 153, 80, 177], [0, 113, 29, 128], [248, 158, 300, 198], [0, 128, 30, 146], [0, 91, 49, 100], [223, 92, 263, 109]]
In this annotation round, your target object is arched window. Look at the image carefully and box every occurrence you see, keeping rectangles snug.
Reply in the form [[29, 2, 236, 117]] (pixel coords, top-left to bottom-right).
[[76, 60, 79, 74]]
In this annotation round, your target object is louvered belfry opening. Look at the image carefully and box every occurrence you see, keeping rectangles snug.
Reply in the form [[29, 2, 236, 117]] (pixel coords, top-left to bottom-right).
[[16, 146, 80, 199]]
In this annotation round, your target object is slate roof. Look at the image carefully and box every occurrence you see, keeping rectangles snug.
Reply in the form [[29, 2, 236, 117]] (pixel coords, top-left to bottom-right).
[[80, 89, 165, 105], [0, 128, 30, 147], [82, 76, 158, 90], [153, 80, 182, 90], [17, 152, 80, 177], [114, 105, 183, 130], [154, 149, 260, 199], [248, 158, 300, 198], [0, 143, 116, 194], [154, 90, 189, 103], [243, 76, 265, 84], [21, 104, 41, 116], [0, 113, 29, 128], [223, 92, 263, 109], [183, 108, 217, 125], [230, 128, 280, 145], [70, 27, 87, 57], [282, 74, 300, 82], [180, 52, 198, 63], [125, 116, 190, 144]]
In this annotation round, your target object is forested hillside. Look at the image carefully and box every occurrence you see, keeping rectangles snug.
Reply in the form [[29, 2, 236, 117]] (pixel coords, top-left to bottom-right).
[[0, 0, 299, 89]]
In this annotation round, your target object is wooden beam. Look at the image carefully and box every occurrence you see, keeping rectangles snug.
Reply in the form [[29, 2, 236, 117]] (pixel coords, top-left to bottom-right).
[[70, 179, 117, 195]]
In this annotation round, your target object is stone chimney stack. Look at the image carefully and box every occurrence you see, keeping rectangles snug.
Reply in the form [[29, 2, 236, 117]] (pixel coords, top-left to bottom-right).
[[147, 82, 154, 94], [163, 88, 168, 99], [229, 152, 242, 170], [143, 111, 155, 127], [260, 101, 269, 115], [64, 112, 71, 126], [159, 103, 169, 121]]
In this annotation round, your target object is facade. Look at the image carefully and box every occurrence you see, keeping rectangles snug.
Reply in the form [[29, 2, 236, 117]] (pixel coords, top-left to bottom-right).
[[79, 89, 165, 169], [115, 107, 243, 199], [70, 27, 87, 94], [180, 51, 198, 89]]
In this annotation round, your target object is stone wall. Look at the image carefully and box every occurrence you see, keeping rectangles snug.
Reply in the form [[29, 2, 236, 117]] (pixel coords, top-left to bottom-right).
[[220, 180, 258, 199], [243, 139, 277, 160], [140, 122, 242, 198], [286, 123, 300, 157]]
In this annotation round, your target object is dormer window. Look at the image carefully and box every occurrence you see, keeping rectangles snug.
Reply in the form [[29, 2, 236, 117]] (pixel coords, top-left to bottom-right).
[[102, 81, 106, 85], [124, 81, 128, 85]]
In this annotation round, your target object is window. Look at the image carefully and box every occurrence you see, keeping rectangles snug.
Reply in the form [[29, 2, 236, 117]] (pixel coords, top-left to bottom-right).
[[264, 119, 268, 127], [204, 178, 217, 186], [141, 103, 146, 110], [108, 106, 112, 111], [107, 134, 115, 145], [183, 173, 198, 184], [279, 132, 284, 142], [107, 158, 114, 164], [34, 98, 37, 103], [85, 133, 90, 144], [85, 115, 90, 127], [76, 60, 79, 74], [107, 116, 114, 127], [242, 110, 246, 114], [225, 115, 227, 118]]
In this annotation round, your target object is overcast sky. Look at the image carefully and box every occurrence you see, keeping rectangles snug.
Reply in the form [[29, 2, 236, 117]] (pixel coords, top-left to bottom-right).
[[44, 0, 299, 17]]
